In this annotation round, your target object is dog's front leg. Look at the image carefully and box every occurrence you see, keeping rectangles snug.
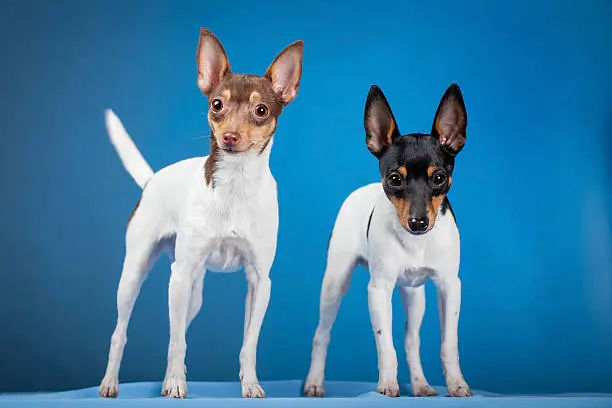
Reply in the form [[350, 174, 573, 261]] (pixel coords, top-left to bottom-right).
[[435, 275, 472, 397], [239, 251, 273, 398], [162, 257, 201, 398], [368, 275, 400, 397], [399, 285, 437, 397]]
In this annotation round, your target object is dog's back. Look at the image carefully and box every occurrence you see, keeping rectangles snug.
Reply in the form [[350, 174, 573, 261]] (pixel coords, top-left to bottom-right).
[[326, 183, 381, 261]]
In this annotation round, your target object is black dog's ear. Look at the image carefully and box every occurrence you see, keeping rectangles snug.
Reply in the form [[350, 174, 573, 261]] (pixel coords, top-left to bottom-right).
[[364, 85, 401, 157], [432, 84, 467, 155]]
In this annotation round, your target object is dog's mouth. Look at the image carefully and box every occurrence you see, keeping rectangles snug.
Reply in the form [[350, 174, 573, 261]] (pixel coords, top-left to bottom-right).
[[219, 141, 260, 154], [405, 228, 430, 236], [219, 144, 249, 154]]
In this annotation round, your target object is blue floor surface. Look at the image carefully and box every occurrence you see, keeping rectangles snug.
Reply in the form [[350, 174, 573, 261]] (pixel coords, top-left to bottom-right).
[[1, 381, 611, 407]]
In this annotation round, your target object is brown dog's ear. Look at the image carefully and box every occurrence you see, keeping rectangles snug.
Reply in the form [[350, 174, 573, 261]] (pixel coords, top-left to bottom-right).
[[432, 84, 467, 155], [364, 85, 401, 157], [265, 40, 304, 105], [197, 28, 231, 95]]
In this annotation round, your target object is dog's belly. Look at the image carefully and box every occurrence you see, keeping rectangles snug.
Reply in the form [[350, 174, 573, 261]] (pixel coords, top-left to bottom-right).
[[204, 237, 251, 273]]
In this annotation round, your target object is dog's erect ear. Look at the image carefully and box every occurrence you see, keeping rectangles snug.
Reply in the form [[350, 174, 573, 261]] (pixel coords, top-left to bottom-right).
[[364, 85, 401, 157], [197, 28, 231, 95], [265, 40, 304, 106], [432, 84, 467, 155]]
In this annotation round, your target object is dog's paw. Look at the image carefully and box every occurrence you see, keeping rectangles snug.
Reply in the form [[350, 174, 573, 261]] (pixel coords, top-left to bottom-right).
[[447, 379, 472, 397], [304, 374, 324, 397], [304, 382, 325, 397], [241, 382, 266, 398], [98, 376, 118, 398], [162, 375, 187, 398], [413, 383, 438, 397], [376, 379, 400, 397]]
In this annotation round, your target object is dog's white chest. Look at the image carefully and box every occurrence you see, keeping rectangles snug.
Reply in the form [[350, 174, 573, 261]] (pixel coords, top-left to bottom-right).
[[197, 197, 258, 273], [181, 163, 277, 273], [394, 241, 432, 286]]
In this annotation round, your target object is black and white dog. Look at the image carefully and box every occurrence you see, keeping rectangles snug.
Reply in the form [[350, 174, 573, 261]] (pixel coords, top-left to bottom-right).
[[305, 84, 472, 398]]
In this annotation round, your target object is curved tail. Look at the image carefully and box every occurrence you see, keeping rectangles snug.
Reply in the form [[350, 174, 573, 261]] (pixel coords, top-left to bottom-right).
[[105, 109, 155, 189]]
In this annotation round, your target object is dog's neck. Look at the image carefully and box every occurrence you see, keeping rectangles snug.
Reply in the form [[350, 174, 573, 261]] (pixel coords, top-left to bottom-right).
[[205, 136, 273, 190]]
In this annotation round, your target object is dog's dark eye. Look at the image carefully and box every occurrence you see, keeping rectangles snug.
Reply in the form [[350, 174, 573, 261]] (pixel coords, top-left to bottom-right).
[[388, 174, 403, 188], [211, 99, 223, 112], [254, 104, 269, 119], [432, 172, 447, 186]]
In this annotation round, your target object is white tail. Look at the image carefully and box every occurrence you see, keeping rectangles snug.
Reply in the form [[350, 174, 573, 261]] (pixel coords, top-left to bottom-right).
[[105, 109, 155, 189]]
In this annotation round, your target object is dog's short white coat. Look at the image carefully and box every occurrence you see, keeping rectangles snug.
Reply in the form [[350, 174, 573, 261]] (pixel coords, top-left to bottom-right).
[[99, 109, 278, 398], [304, 183, 471, 397]]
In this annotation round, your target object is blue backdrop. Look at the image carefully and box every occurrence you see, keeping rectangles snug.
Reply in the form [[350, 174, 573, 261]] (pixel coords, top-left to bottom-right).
[[1, 0, 611, 396]]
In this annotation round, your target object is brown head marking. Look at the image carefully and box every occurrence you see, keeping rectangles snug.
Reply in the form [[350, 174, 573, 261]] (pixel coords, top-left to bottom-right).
[[196, 29, 304, 185], [204, 136, 219, 187]]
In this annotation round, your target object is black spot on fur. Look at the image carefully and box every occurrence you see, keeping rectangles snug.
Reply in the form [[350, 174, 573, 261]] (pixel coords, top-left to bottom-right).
[[441, 197, 456, 224], [366, 205, 375, 241]]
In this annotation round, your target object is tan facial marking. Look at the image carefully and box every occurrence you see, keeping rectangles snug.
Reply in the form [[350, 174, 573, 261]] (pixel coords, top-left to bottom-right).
[[398, 166, 408, 178], [207, 112, 234, 152], [249, 91, 262, 103], [208, 111, 224, 136], [247, 117, 277, 153], [390, 196, 411, 228], [427, 194, 446, 230], [221, 89, 231, 101], [427, 166, 437, 177]]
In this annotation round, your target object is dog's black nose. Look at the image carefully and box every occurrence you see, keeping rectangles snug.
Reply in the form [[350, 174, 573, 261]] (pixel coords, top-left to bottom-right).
[[407, 217, 429, 233]]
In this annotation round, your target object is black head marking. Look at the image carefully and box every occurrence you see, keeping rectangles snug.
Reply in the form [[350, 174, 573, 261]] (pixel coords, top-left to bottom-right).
[[363, 84, 467, 234]]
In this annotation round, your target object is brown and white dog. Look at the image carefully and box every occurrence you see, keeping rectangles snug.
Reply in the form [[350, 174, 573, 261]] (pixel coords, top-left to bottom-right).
[[99, 28, 304, 399]]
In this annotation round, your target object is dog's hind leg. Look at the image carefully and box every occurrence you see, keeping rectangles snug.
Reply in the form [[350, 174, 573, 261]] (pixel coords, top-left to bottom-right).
[[304, 243, 357, 397], [399, 285, 437, 396], [99, 219, 161, 398]]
